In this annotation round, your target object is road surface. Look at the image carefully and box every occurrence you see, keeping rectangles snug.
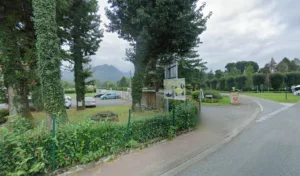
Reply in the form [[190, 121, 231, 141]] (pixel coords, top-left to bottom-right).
[[176, 97, 300, 176]]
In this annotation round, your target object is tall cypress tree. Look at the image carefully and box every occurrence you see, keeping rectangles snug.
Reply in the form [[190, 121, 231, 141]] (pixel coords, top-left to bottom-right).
[[32, 0, 67, 124]]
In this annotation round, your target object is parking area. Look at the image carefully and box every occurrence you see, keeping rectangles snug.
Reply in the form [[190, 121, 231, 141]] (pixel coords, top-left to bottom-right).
[[70, 98, 131, 108]]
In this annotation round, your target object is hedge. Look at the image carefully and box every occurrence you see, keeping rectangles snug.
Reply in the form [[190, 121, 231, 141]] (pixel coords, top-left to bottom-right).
[[270, 73, 285, 91], [0, 102, 197, 175], [192, 90, 222, 102]]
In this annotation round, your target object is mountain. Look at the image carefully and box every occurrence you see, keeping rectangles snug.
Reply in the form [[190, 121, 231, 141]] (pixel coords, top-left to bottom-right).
[[61, 64, 130, 83]]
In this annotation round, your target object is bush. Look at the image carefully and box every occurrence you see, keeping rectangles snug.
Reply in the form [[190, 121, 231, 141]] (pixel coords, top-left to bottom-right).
[[226, 77, 235, 90], [192, 90, 222, 101], [235, 75, 247, 90], [285, 72, 300, 87], [0, 102, 197, 175], [0, 110, 8, 124], [64, 88, 96, 94], [270, 73, 285, 91], [64, 88, 75, 94], [252, 73, 265, 87]]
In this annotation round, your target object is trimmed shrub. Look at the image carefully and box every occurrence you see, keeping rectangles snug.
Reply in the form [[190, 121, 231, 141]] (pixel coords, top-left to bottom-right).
[[219, 78, 226, 91], [0, 102, 197, 175], [192, 90, 222, 101], [235, 75, 247, 90], [285, 72, 300, 87], [210, 78, 218, 89], [252, 73, 265, 87], [226, 77, 235, 90], [64, 88, 96, 94], [270, 73, 285, 91]]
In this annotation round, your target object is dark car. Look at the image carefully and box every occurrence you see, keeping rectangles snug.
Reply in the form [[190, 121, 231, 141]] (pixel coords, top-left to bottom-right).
[[94, 93, 104, 98]]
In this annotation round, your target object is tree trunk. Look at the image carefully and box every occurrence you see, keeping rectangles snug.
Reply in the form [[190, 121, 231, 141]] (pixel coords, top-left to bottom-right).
[[7, 85, 17, 117], [74, 44, 86, 111]]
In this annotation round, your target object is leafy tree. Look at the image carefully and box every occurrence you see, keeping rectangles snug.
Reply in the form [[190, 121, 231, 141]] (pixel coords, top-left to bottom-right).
[[285, 72, 300, 87], [207, 70, 215, 79], [118, 76, 129, 87], [236, 61, 248, 73], [215, 70, 224, 79], [210, 78, 218, 89], [226, 77, 235, 91], [235, 75, 247, 90], [276, 58, 289, 73], [244, 65, 254, 90], [106, 0, 211, 111], [267, 58, 277, 73], [225, 63, 236, 72], [291, 58, 300, 71], [270, 73, 284, 91], [247, 61, 259, 72], [252, 73, 265, 87], [0, 0, 35, 118], [219, 77, 226, 90], [32, 0, 67, 124], [226, 67, 241, 77]]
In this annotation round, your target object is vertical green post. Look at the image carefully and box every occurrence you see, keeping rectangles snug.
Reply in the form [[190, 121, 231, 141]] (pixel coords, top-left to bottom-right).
[[52, 116, 56, 170], [172, 104, 175, 134], [285, 86, 288, 100], [126, 109, 132, 141]]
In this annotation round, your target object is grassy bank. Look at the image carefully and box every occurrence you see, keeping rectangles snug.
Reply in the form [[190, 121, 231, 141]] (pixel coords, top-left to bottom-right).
[[242, 92, 300, 103]]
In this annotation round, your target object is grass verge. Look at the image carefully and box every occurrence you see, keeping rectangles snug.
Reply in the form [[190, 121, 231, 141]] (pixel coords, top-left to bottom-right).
[[242, 92, 300, 103]]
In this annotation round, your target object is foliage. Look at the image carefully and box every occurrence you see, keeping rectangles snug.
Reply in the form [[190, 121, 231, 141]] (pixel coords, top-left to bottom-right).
[[118, 76, 129, 88], [0, 0, 35, 118], [219, 78, 226, 90], [270, 73, 285, 91], [106, 0, 211, 112], [192, 90, 222, 101], [285, 72, 300, 87], [252, 73, 265, 86], [65, 88, 95, 94], [63, 0, 103, 110], [215, 70, 224, 79], [0, 110, 9, 124], [235, 75, 247, 90], [210, 78, 218, 89], [207, 70, 215, 79], [0, 102, 197, 175], [226, 77, 236, 90], [225, 63, 236, 72], [32, 0, 67, 121], [244, 65, 254, 90]]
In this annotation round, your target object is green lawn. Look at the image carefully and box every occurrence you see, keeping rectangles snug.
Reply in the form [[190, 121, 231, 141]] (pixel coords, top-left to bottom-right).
[[31, 105, 165, 125], [201, 96, 231, 106], [242, 92, 300, 103]]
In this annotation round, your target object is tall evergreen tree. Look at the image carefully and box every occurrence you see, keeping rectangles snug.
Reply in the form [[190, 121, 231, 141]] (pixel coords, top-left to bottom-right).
[[65, 0, 103, 110], [32, 0, 67, 124]]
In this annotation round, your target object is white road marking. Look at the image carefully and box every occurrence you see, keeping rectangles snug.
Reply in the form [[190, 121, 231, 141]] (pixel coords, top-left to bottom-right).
[[256, 106, 290, 123], [252, 99, 264, 112], [280, 103, 295, 107]]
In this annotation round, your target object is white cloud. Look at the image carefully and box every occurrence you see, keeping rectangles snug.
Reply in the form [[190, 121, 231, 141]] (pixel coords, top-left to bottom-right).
[[93, 0, 300, 72]]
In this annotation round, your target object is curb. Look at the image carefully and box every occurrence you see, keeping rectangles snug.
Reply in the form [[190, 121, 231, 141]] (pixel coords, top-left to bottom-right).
[[160, 96, 262, 176]]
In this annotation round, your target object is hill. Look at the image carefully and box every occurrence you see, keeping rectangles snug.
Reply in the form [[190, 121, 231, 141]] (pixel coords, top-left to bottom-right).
[[61, 64, 130, 83]]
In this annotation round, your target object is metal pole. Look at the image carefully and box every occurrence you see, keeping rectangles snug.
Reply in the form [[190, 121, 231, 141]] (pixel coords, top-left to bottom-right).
[[52, 116, 56, 170], [126, 109, 132, 141]]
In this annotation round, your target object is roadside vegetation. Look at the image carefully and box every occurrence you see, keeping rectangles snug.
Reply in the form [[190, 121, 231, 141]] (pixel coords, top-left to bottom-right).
[[242, 92, 300, 103]]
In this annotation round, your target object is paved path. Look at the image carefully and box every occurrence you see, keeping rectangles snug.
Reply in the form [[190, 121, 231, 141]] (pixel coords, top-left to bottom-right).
[[176, 96, 300, 176], [67, 96, 259, 176]]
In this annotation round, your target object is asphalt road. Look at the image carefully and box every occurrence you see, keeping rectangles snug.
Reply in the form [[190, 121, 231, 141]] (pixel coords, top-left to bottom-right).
[[176, 97, 300, 176], [70, 98, 131, 108]]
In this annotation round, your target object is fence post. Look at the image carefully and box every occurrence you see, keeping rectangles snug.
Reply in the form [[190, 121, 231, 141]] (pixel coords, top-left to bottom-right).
[[172, 104, 175, 133], [52, 116, 56, 170], [126, 109, 132, 141]]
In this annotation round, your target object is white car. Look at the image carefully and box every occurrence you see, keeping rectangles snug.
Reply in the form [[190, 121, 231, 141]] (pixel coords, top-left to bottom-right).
[[85, 97, 96, 108], [65, 96, 72, 109], [293, 85, 300, 96], [0, 103, 8, 110]]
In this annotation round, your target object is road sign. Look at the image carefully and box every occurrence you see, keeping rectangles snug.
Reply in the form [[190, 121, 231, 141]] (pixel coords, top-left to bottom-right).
[[163, 78, 185, 100], [230, 92, 240, 105]]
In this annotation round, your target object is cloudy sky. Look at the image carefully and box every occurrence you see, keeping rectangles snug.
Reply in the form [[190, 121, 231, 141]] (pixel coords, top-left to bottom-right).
[[91, 0, 300, 73]]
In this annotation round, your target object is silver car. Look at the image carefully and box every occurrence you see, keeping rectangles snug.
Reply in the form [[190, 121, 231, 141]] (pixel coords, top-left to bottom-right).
[[85, 97, 96, 108]]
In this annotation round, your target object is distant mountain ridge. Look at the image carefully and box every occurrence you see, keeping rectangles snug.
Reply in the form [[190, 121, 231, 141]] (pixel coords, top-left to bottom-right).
[[61, 64, 130, 82]]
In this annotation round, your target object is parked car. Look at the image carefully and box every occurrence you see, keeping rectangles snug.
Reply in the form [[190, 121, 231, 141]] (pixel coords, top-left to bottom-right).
[[0, 103, 8, 110], [85, 97, 96, 108], [65, 96, 72, 109], [100, 92, 119, 100], [293, 85, 300, 96], [94, 93, 104, 98]]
